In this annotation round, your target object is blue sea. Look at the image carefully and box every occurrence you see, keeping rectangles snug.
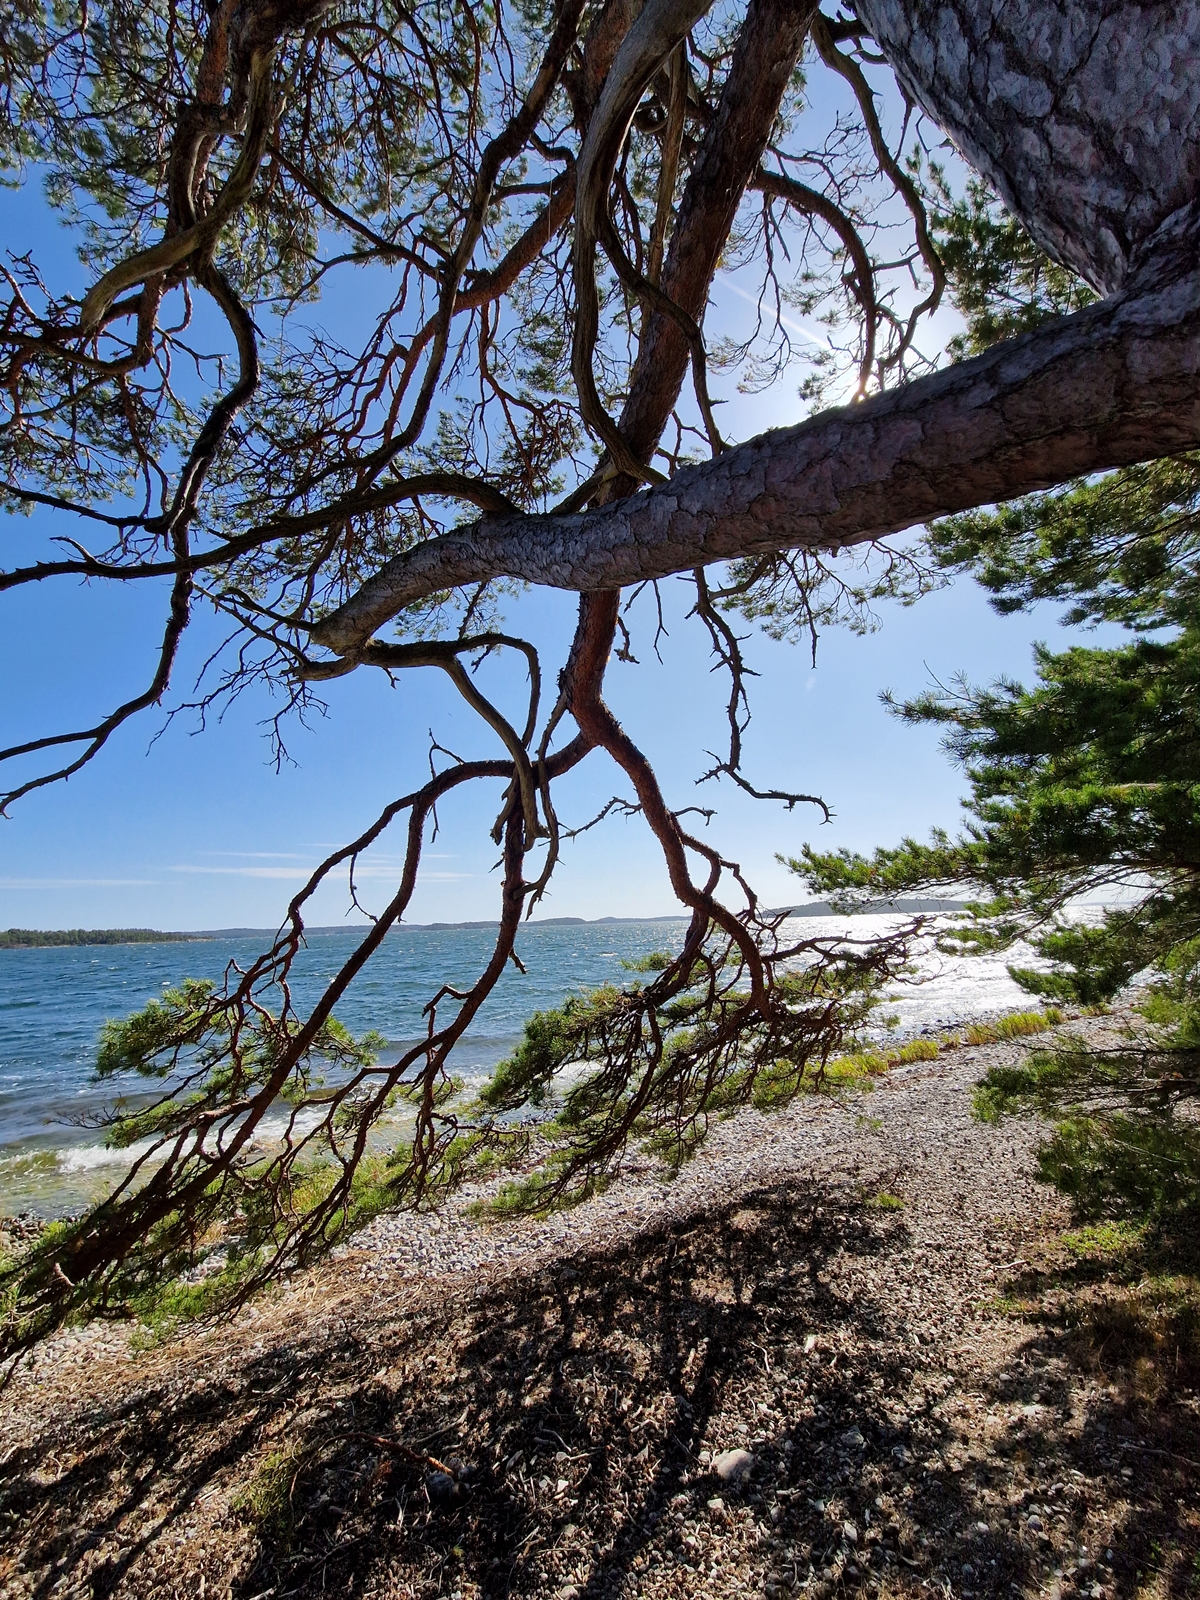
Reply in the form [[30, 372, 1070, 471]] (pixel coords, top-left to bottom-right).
[[0, 916, 1041, 1215]]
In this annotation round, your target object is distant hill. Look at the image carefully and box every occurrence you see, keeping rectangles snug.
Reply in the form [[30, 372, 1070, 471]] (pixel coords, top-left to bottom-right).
[[193, 916, 696, 936], [0, 903, 967, 951], [0, 928, 202, 950]]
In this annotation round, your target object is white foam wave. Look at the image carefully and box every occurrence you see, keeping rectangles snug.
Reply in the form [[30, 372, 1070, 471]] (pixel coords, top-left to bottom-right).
[[59, 1137, 157, 1171], [3, 912, 1107, 1189]]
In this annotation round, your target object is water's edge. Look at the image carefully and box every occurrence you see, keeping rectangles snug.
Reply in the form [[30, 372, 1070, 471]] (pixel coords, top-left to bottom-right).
[[0, 915, 1039, 1215]]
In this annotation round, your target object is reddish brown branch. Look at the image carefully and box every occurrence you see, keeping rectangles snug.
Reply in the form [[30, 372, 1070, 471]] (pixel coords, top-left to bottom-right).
[[563, 591, 768, 1008]]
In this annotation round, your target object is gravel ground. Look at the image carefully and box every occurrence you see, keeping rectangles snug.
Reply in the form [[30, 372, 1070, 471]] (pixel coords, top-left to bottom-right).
[[0, 1012, 1197, 1599]]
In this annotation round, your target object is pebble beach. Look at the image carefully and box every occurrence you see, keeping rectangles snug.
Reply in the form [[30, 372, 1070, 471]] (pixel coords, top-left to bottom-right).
[[0, 1008, 1196, 1600]]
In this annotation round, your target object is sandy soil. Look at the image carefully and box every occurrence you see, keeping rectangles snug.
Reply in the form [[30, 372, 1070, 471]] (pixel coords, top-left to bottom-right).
[[0, 1012, 1196, 1600]]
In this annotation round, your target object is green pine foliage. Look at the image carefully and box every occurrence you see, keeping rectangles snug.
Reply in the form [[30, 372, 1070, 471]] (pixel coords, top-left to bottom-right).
[[795, 470, 1200, 1236], [927, 454, 1200, 632], [928, 174, 1095, 359], [795, 461, 1200, 1014], [797, 192, 1200, 1245], [1, 983, 392, 1347], [461, 943, 908, 1216]]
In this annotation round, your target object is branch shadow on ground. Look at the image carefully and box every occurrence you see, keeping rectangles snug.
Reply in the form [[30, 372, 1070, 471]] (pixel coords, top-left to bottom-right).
[[1, 1181, 1197, 1599]]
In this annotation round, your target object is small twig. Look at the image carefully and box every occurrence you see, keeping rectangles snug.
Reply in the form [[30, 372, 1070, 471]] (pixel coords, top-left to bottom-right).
[[1117, 1441, 1200, 1471]]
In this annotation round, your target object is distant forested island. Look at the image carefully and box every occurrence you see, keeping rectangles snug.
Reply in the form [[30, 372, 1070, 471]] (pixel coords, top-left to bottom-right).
[[0, 928, 202, 950]]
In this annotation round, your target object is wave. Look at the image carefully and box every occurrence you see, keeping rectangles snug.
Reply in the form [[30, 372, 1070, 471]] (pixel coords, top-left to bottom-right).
[[60, 1138, 157, 1172], [0, 912, 1080, 1215]]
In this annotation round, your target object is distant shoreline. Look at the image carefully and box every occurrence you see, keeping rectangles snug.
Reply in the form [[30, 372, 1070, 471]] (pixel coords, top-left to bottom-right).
[[0, 928, 199, 951], [0, 901, 965, 950]]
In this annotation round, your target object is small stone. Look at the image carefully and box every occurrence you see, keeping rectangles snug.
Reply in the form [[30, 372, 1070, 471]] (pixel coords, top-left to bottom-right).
[[713, 1448, 755, 1486], [974, 1521, 990, 1535], [840, 1427, 866, 1449], [1027, 1515, 1044, 1532], [707, 1497, 725, 1513], [804, 1335, 820, 1354], [425, 1470, 456, 1503], [844, 1522, 859, 1544]]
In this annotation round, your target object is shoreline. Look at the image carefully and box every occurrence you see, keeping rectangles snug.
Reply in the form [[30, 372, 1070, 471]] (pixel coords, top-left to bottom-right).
[[0, 911, 1042, 1215], [0, 1000, 1065, 1223], [3, 1006, 1196, 1600], [0, 903, 968, 949]]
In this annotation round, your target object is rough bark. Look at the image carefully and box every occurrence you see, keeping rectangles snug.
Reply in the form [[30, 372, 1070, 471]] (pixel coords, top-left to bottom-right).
[[315, 1, 1200, 657], [855, 0, 1200, 295], [313, 214, 1200, 654]]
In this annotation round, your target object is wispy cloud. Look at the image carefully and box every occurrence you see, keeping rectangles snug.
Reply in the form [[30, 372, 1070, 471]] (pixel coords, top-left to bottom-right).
[[301, 847, 458, 860], [171, 864, 470, 882], [196, 850, 309, 861], [192, 849, 459, 865], [0, 877, 159, 889], [716, 273, 835, 352], [172, 865, 312, 880]]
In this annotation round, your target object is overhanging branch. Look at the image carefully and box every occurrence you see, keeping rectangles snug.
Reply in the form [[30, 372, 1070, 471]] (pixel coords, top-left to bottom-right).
[[313, 216, 1200, 655]]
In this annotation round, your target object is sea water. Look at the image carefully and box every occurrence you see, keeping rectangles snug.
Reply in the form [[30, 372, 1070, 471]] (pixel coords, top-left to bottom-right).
[[0, 915, 1043, 1215]]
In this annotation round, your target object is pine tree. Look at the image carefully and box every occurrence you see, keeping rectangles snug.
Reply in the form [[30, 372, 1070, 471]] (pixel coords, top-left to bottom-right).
[[4, 0, 1199, 1349], [798, 338, 1200, 1238]]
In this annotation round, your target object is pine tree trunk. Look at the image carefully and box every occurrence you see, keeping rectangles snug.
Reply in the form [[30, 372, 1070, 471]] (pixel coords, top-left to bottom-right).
[[855, 0, 1200, 295]]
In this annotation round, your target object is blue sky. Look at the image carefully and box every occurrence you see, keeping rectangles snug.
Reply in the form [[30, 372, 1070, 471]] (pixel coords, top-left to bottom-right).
[[0, 63, 1104, 933], [0, 529, 1090, 930]]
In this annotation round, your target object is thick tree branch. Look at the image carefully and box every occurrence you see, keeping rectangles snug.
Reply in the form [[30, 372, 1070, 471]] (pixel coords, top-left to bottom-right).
[[571, 0, 715, 480], [618, 0, 818, 465], [313, 215, 1200, 653]]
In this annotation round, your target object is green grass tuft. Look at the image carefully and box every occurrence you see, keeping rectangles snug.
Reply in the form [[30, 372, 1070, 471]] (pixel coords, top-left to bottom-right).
[[1061, 1219, 1148, 1261], [965, 1008, 1063, 1046], [894, 1038, 939, 1063], [235, 1443, 307, 1537]]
